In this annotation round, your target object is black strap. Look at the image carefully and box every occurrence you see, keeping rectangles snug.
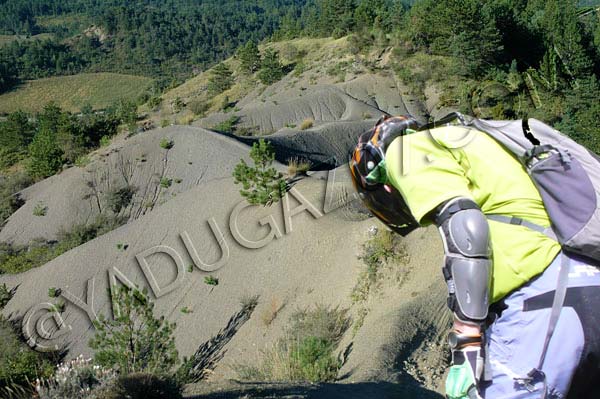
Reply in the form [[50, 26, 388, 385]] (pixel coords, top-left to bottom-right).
[[514, 254, 570, 398], [434, 198, 479, 226], [538, 254, 570, 370], [522, 119, 541, 146]]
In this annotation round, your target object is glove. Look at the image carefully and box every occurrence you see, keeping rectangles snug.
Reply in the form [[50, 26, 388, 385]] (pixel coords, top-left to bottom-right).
[[446, 346, 484, 399]]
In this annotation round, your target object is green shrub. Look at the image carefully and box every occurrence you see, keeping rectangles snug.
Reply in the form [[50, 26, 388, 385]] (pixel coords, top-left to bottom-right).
[[351, 229, 409, 304], [116, 243, 128, 251], [27, 127, 64, 179], [47, 287, 60, 298], [207, 63, 234, 96], [0, 215, 126, 274], [94, 373, 182, 399], [232, 139, 287, 206], [290, 336, 341, 382], [0, 317, 55, 394], [106, 185, 136, 214], [211, 116, 240, 134], [159, 177, 172, 188], [74, 155, 91, 167], [0, 241, 66, 275], [160, 119, 170, 128], [293, 61, 307, 77], [89, 286, 179, 375], [99, 136, 111, 147], [0, 283, 12, 309], [204, 276, 219, 286], [258, 49, 285, 85], [235, 305, 349, 383], [159, 138, 174, 149], [33, 202, 47, 216]]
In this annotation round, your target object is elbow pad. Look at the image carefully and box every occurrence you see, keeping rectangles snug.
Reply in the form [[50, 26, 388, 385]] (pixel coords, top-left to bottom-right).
[[435, 198, 492, 324]]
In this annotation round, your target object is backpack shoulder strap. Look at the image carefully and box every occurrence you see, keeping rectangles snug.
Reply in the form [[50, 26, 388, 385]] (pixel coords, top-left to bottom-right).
[[514, 253, 570, 397], [485, 215, 556, 240]]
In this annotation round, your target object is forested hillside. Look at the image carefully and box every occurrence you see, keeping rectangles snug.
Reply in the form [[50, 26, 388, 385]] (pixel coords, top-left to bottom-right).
[[0, 0, 308, 81], [1, 0, 599, 179]]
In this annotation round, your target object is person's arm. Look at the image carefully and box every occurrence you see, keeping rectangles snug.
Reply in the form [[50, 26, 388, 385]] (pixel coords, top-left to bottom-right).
[[432, 197, 492, 399]]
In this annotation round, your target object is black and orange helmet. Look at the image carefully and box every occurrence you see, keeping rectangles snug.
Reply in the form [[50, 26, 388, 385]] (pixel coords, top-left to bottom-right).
[[349, 115, 421, 236]]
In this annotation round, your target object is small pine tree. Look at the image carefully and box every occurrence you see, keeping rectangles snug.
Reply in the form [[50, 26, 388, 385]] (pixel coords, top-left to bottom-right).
[[233, 139, 287, 206], [258, 49, 285, 85], [27, 126, 64, 178], [89, 286, 179, 375], [207, 63, 234, 96], [236, 41, 261, 74]]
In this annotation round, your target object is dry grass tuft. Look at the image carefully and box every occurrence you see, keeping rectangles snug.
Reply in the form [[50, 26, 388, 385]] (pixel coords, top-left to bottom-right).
[[287, 158, 312, 176], [299, 118, 314, 130]]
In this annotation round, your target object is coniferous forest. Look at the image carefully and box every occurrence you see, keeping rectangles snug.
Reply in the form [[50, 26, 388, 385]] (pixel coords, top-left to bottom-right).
[[0, 0, 599, 165]]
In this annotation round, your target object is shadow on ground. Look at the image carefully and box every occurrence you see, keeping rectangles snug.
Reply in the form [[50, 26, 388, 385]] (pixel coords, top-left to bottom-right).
[[185, 379, 444, 399]]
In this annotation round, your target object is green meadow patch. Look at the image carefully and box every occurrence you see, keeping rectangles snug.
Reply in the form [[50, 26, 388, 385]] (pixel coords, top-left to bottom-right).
[[0, 73, 153, 114], [0, 33, 54, 47]]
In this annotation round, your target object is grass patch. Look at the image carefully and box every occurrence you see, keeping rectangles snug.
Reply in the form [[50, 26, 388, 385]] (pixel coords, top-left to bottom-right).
[[204, 276, 219, 286], [32, 202, 47, 216], [0, 215, 126, 274], [351, 229, 409, 304], [74, 155, 92, 167], [235, 304, 349, 383], [0, 73, 153, 114], [160, 177, 172, 189], [0, 33, 54, 47], [350, 229, 410, 335], [326, 61, 350, 82]]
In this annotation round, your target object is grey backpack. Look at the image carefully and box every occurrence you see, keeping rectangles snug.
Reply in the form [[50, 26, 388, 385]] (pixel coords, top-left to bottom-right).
[[425, 113, 600, 262]]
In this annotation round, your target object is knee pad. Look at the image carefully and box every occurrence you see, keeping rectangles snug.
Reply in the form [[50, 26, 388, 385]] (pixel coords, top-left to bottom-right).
[[436, 198, 492, 323]]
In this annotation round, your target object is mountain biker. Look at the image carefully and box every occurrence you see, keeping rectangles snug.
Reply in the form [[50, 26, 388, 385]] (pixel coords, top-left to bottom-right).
[[349, 115, 600, 399]]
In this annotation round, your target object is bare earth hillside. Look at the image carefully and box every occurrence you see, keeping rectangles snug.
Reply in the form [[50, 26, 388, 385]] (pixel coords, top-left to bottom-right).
[[0, 37, 456, 398]]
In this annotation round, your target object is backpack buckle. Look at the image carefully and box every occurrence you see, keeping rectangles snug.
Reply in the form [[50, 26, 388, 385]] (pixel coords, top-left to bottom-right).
[[513, 368, 546, 394]]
